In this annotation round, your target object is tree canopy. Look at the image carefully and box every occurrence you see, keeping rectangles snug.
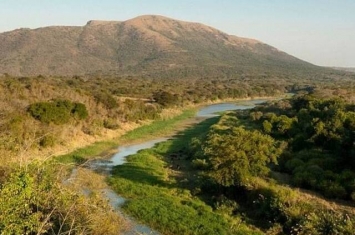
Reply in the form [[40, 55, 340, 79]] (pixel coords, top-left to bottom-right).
[[202, 125, 282, 187]]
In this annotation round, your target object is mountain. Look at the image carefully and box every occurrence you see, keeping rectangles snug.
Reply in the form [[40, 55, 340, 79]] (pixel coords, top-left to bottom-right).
[[0, 15, 324, 77]]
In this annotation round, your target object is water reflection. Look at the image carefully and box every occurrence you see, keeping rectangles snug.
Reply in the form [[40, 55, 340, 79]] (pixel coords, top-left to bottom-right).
[[196, 99, 267, 117]]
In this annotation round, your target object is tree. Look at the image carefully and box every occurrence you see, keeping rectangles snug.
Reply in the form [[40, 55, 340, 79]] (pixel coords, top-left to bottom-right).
[[203, 127, 282, 187], [28, 100, 88, 124], [152, 90, 178, 107], [275, 115, 294, 135], [262, 120, 273, 134]]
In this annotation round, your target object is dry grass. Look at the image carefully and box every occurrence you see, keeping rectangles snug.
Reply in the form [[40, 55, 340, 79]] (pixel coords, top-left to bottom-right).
[[159, 108, 183, 120]]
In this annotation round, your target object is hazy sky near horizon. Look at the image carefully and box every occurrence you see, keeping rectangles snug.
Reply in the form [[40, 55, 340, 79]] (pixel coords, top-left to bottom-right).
[[1, 0, 354, 67]]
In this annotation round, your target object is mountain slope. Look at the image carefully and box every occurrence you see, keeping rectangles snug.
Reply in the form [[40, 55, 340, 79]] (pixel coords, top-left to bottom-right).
[[0, 15, 323, 77]]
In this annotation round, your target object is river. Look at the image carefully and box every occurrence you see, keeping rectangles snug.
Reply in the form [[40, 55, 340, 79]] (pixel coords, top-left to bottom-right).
[[91, 99, 270, 235]]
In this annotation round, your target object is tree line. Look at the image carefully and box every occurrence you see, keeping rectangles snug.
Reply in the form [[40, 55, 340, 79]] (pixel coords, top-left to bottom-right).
[[185, 95, 355, 234]]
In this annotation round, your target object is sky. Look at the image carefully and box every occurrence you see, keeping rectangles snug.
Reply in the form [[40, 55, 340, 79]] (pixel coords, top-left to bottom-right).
[[1, 0, 354, 67]]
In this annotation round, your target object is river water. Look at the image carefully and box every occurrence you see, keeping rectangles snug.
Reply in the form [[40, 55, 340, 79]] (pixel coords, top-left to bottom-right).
[[196, 99, 267, 117], [92, 99, 269, 235]]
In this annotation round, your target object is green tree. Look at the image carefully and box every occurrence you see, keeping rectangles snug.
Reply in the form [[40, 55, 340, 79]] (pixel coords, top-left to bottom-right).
[[262, 120, 273, 134], [275, 115, 294, 135], [72, 102, 89, 120], [28, 100, 88, 124], [203, 127, 282, 187], [152, 90, 178, 107]]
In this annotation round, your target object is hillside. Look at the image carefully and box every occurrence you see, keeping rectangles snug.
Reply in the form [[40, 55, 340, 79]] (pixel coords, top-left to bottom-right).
[[332, 67, 355, 73], [0, 15, 325, 77]]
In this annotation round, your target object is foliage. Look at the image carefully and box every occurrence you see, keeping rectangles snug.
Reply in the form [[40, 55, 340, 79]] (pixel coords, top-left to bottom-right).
[[194, 113, 283, 187], [0, 163, 124, 235], [72, 102, 89, 120], [93, 91, 118, 109], [0, 74, 289, 158], [103, 118, 120, 130], [249, 95, 355, 200], [296, 210, 355, 235], [39, 135, 56, 148], [152, 90, 180, 107], [109, 137, 262, 235], [201, 121, 283, 187], [28, 100, 88, 124], [180, 96, 355, 234]]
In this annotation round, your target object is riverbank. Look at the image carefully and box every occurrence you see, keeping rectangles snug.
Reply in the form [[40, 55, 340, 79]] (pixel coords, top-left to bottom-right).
[[55, 97, 282, 234], [56, 95, 286, 164], [56, 108, 198, 164], [107, 96, 355, 235], [108, 117, 262, 235]]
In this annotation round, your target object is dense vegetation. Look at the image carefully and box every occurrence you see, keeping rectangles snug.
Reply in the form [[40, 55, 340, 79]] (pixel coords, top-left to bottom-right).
[[251, 95, 355, 200], [0, 73, 289, 234], [184, 95, 355, 234], [107, 95, 355, 234], [0, 162, 126, 235], [0, 74, 290, 161], [109, 118, 263, 235], [1, 70, 355, 234], [28, 100, 88, 124]]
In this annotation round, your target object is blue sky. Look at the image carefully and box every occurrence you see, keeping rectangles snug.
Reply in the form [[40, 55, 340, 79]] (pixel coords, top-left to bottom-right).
[[1, 0, 354, 67]]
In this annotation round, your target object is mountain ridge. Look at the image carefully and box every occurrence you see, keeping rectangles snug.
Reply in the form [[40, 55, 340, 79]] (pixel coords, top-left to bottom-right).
[[0, 15, 323, 77]]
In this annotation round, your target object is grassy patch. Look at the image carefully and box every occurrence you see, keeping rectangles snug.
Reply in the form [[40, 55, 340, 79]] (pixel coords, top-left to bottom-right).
[[108, 118, 262, 235], [119, 108, 196, 143], [56, 140, 118, 164], [56, 108, 197, 164]]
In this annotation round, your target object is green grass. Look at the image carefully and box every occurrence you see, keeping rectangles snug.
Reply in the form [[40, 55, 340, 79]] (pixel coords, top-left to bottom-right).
[[55, 108, 197, 164], [120, 108, 196, 143], [55, 140, 118, 164], [108, 118, 263, 235]]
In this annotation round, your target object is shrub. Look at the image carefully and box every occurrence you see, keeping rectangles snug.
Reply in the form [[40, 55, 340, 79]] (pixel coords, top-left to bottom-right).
[[214, 195, 239, 216], [192, 158, 209, 170], [93, 92, 118, 109], [0, 164, 124, 235], [320, 181, 347, 199], [28, 100, 88, 124], [39, 135, 56, 148], [293, 165, 324, 188], [300, 210, 355, 235], [72, 102, 88, 120], [103, 118, 120, 130], [152, 90, 179, 107], [263, 120, 273, 133], [285, 158, 304, 173]]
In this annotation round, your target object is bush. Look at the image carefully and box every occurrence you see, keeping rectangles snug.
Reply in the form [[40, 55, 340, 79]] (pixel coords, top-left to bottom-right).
[[214, 195, 239, 216], [192, 158, 209, 170], [72, 102, 88, 120], [0, 164, 124, 235], [93, 92, 118, 109], [103, 118, 120, 130], [320, 181, 347, 199], [39, 135, 56, 148], [0, 165, 70, 234], [152, 90, 179, 107], [293, 165, 324, 188], [300, 210, 355, 235], [285, 158, 304, 173], [262, 120, 273, 133], [28, 100, 88, 124]]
